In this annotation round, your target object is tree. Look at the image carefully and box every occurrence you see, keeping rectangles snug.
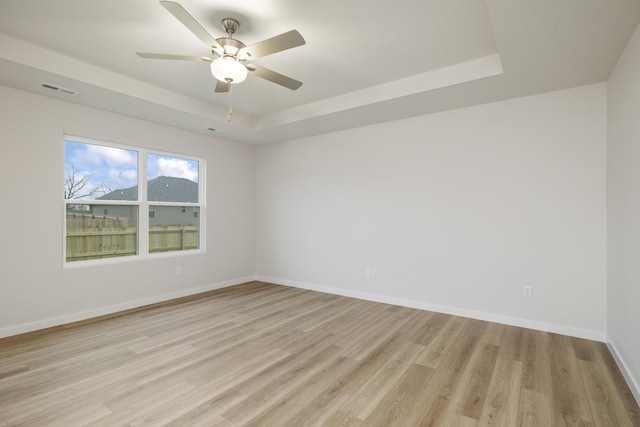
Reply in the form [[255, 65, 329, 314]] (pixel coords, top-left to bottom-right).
[[64, 165, 109, 199]]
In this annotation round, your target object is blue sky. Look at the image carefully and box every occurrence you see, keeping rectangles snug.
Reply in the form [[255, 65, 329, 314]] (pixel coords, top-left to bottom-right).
[[65, 140, 199, 199]]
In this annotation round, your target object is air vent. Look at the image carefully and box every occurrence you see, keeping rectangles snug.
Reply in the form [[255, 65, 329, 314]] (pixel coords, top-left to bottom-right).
[[39, 82, 79, 96]]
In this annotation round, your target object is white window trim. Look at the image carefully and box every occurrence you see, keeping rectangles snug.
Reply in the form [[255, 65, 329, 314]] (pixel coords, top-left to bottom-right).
[[63, 135, 206, 268]]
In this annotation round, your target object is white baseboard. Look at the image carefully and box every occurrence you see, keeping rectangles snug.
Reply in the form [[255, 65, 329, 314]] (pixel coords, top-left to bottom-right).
[[0, 276, 256, 339], [0, 274, 606, 343], [256, 275, 606, 342], [4, 275, 633, 404], [607, 339, 640, 407]]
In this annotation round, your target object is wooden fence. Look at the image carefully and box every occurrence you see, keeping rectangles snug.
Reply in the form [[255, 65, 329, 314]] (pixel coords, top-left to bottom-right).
[[66, 212, 198, 262], [149, 226, 199, 253]]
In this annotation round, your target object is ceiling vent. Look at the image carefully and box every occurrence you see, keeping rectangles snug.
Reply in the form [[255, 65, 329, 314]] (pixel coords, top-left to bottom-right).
[[39, 82, 79, 96]]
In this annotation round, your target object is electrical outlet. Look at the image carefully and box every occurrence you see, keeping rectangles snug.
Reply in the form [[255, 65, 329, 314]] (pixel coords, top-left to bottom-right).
[[371, 268, 378, 279], [522, 285, 532, 298], [176, 266, 183, 276]]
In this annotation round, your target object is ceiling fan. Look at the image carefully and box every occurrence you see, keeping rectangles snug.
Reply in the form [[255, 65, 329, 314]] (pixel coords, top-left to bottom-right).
[[136, 1, 305, 120]]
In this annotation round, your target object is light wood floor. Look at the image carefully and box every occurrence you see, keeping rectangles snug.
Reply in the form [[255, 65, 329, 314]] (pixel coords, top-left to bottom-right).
[[0, 282, 638, 426]]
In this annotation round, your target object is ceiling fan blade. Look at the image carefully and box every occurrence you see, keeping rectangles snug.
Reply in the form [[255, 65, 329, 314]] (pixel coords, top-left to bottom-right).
[[136, 52, 213, 62], [247, 64, 303, 90], [215, 80, 229, 93], [238, 30, 305, 59], [159, 1, 223, 53]]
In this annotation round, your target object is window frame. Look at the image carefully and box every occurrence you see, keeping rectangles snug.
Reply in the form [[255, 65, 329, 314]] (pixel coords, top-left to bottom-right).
[[63, 135, 206, 268]]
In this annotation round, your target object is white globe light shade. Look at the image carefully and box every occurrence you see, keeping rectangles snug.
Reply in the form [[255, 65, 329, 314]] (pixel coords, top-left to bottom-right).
[[210, 56, 247, 84]]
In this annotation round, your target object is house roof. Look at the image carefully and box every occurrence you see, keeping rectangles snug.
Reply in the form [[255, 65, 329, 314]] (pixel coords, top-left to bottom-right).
[[98, 176, 198, 203], [1, 1, 639, 145]]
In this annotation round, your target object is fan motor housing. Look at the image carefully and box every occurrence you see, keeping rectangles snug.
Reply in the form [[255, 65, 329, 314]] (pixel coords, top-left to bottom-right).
[[214, 37, 246, 57]]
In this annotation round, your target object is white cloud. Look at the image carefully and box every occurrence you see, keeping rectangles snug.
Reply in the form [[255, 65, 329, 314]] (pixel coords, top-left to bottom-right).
[[83, 144, 136, 167], [108, 169, 121, 180], [106, 168, 138, 189], [156, 158, 198, 181], [122, 169, 137, 181]]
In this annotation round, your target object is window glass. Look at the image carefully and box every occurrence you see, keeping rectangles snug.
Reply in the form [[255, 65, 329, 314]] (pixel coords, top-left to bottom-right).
[[147, 153, 199, 203], [64, 137, 204, 265], [66, 206, 138, 262], [149, 206, 200, 253], [65, 141, 138, 201]]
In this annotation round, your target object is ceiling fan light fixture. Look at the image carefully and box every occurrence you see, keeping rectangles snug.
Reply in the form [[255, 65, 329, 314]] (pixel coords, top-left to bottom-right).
[[223, 46, 238, 55], [210, 56, 247, 84]]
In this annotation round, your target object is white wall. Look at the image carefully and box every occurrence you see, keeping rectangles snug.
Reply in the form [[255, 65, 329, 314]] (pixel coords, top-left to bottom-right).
[[2, 68, 633, 393], [0, 82, 610, 344], [607, 21, 640, 402], [256, 83, 607, 340], [0, 85, 256, 337]]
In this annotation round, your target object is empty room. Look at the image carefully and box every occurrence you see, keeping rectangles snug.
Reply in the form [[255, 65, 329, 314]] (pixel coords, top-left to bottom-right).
[[1, 0, 639, 425]]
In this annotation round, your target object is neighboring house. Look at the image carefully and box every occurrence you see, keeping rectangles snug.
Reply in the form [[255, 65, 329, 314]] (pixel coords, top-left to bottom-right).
[[94, 176, 199, 227]]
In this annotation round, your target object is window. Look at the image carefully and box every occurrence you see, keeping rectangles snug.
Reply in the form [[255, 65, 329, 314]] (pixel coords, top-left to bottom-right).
[[64, 136, 204, 264]]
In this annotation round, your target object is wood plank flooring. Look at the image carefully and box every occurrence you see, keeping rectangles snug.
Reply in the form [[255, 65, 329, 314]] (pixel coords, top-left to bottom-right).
[[0, 281, 638, 426]]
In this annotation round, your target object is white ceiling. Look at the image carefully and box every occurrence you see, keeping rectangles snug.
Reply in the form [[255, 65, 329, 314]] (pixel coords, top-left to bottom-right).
[[1, 0, 639, 145]]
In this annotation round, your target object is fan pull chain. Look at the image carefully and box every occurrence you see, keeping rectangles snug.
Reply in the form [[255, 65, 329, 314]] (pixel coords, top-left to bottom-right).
[[226, 80, 233, 123]]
